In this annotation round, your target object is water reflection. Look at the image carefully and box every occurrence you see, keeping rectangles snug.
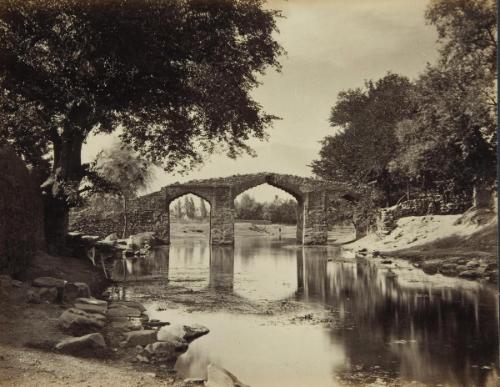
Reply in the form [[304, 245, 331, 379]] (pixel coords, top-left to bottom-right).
[[209, 247, 234, 292], [110, 240, 499, 386]]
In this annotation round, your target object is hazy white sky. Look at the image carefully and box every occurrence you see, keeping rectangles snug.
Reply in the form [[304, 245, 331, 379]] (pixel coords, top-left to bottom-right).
[[83, 0, 439, 202]]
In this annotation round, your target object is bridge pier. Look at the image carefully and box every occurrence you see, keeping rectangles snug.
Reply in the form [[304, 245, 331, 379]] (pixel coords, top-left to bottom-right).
[[297, 191, 328, 245], [209, 187, 235, 245]]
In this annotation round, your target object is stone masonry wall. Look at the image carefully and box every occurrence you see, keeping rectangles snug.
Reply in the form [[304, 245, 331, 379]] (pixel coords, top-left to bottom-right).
[[377, 193, 472, 235]]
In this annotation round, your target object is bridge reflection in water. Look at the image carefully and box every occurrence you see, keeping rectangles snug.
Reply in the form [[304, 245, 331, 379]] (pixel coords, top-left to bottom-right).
[[110, 242, 499, 386]]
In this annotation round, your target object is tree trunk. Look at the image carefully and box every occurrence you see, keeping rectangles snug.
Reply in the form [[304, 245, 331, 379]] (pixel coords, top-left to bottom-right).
[[122, 195, 128, 238], [45, 131, 85, 252]]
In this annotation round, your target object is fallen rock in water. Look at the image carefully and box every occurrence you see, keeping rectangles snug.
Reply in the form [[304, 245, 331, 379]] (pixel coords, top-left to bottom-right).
[[157, 323, 209, 343], [420, 261, 439, 275], [157, 324, 186, 342], [55, 333, 108, 357], [143, 319, 170, 329], [439, 263, 458, 276], [183, 378, 205, 385], [206, 364, 249, 387], [381, 260, 392, 265], [459, 269, 484, 279], [122, 330, 157, 347], [183, 324, 210, 341], [143, 340, 188, 363], [33, 277, 66, 289], [58, 308, 106, 335]]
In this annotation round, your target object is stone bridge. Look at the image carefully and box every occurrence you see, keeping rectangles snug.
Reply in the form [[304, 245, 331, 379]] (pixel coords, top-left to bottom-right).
[[129, 173, 357, 245]]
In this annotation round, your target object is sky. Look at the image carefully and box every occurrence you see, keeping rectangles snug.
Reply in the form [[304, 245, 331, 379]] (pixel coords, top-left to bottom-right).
[[82, 0, 439, 202]]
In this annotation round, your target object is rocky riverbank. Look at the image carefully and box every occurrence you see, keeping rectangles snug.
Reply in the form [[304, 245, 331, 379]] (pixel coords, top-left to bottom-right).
[[0, 252, 248, 387], [346, 210, 498, 284]]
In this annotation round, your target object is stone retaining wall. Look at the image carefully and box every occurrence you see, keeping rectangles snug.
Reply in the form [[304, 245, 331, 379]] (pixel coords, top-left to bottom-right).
[[376, 194, 472, 235]]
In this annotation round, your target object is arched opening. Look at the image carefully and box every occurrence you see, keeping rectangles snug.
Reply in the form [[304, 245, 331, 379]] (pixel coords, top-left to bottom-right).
[[233, 183, 298, 240], [168, 193, 211, 242]]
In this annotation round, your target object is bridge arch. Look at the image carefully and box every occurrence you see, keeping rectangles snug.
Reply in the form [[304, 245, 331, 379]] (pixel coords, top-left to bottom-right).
[[137, 173, 357, 246]]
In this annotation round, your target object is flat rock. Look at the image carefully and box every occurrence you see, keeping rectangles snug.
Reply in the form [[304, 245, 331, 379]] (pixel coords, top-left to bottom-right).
[[33, 277, 66, 289], [109, 301, 146, 312], [107, 305, 142, 318], [206, 364, 249, 387], [459, 269, 484, 279], [76, 297, 108, 306], [157, 323, 209, 343], [183, 378, 205, 385], [122, 330, 157, 347], [58, 308, 106, 335], [55, 333, 107, 357], [74, 302, 108, 315]]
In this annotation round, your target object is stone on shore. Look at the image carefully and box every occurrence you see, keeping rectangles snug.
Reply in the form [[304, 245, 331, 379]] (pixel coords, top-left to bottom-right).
[[58, 308, 106, 335], [37, 287, 58, 303], [55, 333, 107, 357], [74, 302, 108, 315], [143, 340, 188, 363], [206, 364, 249, 387], [157, 323, 209, 343], [122, 330, 158, 347], [109, 300, 146, 312], [32, 277, 66, 289], [76, 297, 108, 306], [107, 305, 142, 318], [63, 282, 91, 302]]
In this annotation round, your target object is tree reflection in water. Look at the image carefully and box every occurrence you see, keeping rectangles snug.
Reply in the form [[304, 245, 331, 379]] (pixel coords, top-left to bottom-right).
[[109, 241, 498, 386]]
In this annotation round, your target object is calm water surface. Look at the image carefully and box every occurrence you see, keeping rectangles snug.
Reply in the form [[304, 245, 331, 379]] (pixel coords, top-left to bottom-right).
[[110, 237, 499, 387]]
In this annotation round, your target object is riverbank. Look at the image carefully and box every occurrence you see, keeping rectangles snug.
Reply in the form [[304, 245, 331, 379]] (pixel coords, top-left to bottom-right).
[[345, 208, 498, 283]]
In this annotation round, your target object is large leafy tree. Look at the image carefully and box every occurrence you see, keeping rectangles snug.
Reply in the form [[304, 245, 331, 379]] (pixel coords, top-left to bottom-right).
[[311, 73, 416, 205], [0, 0, 283, 249], [391, 0, 497, 194]]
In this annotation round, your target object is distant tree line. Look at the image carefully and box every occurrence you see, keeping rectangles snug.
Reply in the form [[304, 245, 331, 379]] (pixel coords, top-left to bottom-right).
[[235, 194, 297, 224], [170, 196, 209, 221], [311, 0, 497, 210]]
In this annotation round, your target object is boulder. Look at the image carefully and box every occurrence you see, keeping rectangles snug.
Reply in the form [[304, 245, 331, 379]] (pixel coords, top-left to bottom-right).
[[26, 289, 41, 304], [183, 324, 210, 341], [107, 305, 142, 318], [439, 263, 458, 276], [122, 330, 157, 347], [143, 340, 188, 363], [55, 333, 107, 357], [33, 277, 66, 289], [76, 297, 107, 306], [157, 323, 209, 343], [206, 364, 249, 387], [465, 260, 480, 269], [74, 302, 108, 315], [58, 308, 106, 335], [109, 301, 146, 312], [421, 261, 439, 275], [459, 269, 484, 280], [63, 283, 80, 303], [157, 324, 186, 342], [38, 287, 58, 303]]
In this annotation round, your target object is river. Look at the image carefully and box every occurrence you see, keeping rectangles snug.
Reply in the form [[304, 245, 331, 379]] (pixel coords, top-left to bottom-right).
[[109, 236, 499, 387]]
